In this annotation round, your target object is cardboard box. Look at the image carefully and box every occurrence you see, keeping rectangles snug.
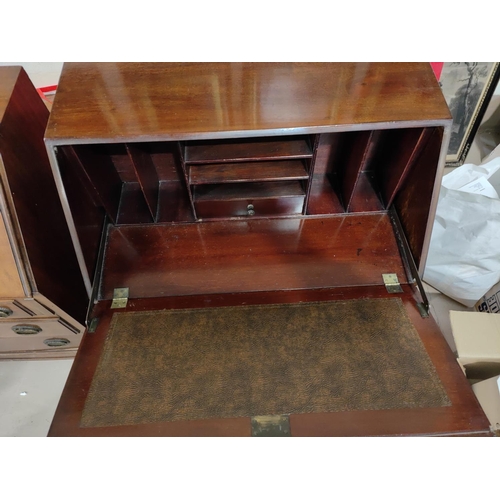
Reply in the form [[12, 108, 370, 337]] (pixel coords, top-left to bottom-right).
[[450, 310, 500, 380], [472, 376, 500, 433], [451, 311, 500, 433], [475, 281, 500, 313]]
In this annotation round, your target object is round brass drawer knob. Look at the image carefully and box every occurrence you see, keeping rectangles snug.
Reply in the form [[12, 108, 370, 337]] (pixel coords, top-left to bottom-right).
[[247, 204, 255, 216]]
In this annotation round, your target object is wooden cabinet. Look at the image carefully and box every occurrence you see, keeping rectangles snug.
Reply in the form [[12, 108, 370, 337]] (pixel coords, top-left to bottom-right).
[[0, 67, 86, 359], [45, 63, 491, 436]]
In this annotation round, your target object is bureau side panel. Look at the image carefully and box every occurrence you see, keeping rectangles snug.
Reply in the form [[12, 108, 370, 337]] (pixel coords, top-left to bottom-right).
[[393, 127, 445, 270]]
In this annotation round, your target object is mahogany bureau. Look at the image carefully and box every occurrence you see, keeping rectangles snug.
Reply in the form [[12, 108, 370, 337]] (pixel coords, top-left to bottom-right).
[[45, 63, 491, 436]]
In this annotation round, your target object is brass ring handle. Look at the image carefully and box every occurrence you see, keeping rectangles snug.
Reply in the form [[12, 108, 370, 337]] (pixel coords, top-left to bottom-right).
[[44, 338, 71, 347], [0, 306, 13, 318], [12, 324, 42, 335]]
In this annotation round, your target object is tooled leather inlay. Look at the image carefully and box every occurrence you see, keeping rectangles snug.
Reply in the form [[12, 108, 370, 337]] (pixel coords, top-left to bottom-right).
[[81, 298, 451, 427]]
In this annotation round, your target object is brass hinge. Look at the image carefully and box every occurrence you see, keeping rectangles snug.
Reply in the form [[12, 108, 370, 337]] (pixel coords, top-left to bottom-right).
[[111, 287, 129, 309], [251, 415, 291, 437], [382, 273, 403, 294]]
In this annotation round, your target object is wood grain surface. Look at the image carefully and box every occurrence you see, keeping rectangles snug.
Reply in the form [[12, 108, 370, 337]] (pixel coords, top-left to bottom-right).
[[99, 214, 408, 300], [394, 127, 444, 269], [189, 160, 309, 185], [46, 63, 451, 143]]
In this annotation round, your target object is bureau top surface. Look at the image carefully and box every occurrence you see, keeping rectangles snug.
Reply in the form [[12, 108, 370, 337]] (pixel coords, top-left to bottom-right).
[[46, 63, 451, 143]]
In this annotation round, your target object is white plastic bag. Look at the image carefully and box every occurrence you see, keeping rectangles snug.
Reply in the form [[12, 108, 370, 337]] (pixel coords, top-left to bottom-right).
[[424, 151, 500, 307]]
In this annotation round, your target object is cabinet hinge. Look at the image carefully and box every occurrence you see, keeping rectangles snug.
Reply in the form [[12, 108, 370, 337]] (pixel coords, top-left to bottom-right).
[[111, 288, 129, 309], [382, 273, 403, 294]]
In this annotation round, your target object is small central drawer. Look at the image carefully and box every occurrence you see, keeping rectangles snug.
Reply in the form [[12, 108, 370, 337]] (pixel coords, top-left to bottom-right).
[[193, 181, 305, 219], [195, 197, 305, 219]]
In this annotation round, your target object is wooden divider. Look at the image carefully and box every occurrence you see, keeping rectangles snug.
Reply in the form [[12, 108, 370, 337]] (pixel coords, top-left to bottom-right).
[[126, 144, 160, 221], [374, 128, 430, 208], [62, 128, 441, 229], [70, 145, 122, 223]]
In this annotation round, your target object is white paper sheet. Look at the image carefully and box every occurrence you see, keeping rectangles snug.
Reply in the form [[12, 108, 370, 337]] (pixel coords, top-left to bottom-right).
[[424, 148, 500, 306]]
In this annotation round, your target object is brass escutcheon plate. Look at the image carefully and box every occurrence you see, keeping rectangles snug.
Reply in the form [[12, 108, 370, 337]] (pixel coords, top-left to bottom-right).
[[251, 415, 291, 437]]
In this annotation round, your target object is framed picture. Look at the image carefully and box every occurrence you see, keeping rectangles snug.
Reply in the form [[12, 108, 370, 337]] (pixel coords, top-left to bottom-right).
[[439, 62, 500, 166]]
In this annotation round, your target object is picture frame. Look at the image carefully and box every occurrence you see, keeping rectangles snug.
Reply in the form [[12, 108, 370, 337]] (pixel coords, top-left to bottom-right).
[[438, 62, 500, 167]]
